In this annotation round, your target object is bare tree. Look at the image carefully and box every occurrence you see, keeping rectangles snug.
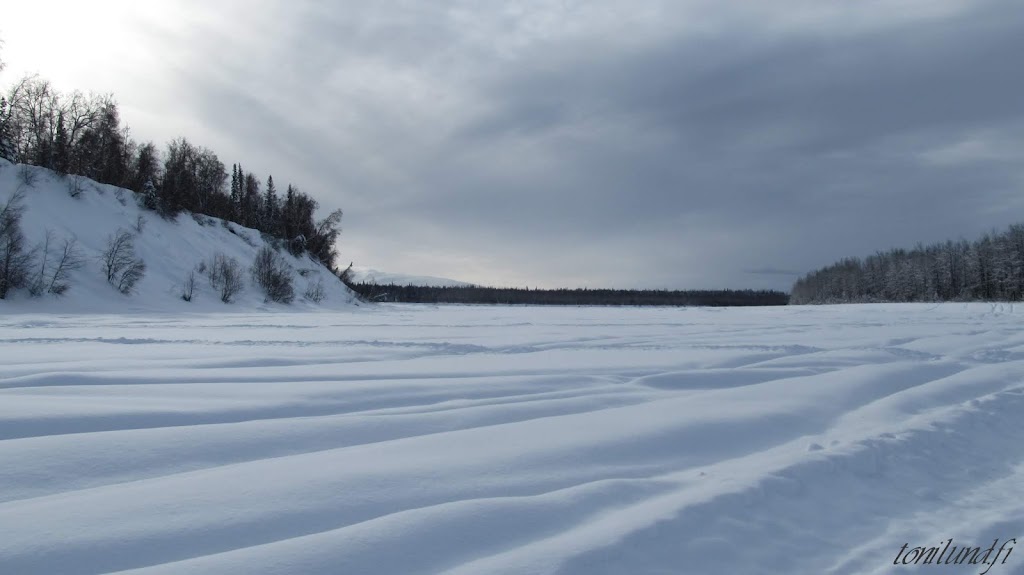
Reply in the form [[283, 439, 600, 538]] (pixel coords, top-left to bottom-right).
[[6, 76, 59, 167], [309, 208, 342, 268], [338, 262, 356, 288], [46, 236, 82, 295], [117, 258, 146, 295], [16, 164, 38, 190], [101, 229, 146, 294], [251, 245, 293, 303], [31, 230, 82, 296], [0, 190, 35, 298], [3, 75, 110, 173], [103, 229, 133, 282], [208, 253, 243, 303], [28, 229, 53, 297]]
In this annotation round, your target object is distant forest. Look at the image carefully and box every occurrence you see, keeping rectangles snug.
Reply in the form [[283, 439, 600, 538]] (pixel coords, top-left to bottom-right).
[[792, 223, 1024, 304], [0, 72, 343, 269], [345, 283, 789, 307]]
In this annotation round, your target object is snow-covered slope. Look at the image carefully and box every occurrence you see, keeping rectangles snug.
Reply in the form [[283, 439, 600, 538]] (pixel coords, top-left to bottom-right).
[[2, 303, 1023, 574], [347, 265, 472, 287], [0, 159, 356, 312]]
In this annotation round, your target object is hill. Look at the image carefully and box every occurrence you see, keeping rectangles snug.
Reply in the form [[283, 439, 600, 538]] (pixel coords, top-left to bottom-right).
[[345, 266, 472, 288], [0, 159, 357, 313]]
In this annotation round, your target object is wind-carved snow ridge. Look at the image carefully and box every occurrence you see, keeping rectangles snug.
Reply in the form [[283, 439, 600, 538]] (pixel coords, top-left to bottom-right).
[[0, 159, 357, 313], [1, 304, 1023, 574]]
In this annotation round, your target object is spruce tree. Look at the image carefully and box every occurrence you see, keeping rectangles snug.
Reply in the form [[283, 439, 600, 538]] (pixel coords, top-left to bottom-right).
[[284, 184, 298, 241], [0, 97, 13, 162], [53, 111, 68, 174], [263, 175, 279, 236], [230, 164, 241, 221], [141, 179, 160, 212], [131, 143, 159, 193]]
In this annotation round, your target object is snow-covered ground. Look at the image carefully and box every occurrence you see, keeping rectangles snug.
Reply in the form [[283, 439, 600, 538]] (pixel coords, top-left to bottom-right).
[[1, 303, 1023, 575]]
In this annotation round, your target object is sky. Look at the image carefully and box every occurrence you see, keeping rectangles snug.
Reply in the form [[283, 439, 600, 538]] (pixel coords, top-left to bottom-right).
[[3, 0, 1024, 290]]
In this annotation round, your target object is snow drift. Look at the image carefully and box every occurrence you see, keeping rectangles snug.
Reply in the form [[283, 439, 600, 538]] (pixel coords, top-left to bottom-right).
[[1, 303, 1023, 574]]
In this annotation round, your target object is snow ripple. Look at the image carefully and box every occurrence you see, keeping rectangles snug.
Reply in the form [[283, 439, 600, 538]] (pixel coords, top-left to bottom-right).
[[0, 304, 1021, 574]]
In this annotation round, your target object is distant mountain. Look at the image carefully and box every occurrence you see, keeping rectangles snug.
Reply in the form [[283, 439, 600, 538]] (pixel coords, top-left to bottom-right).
[[346, 266, 472, 288], [0, 159, 357, 313]]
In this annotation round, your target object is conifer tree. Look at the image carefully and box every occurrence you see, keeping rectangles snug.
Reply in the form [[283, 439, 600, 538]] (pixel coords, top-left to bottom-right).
[[0, 97, 13, 162], [53, 111, 68, 174], [230, 164, 241, 220], [141, 179, 160, 211], [283, 184, 297, 240], [263, 175, 279, 235], [130, 142, 159, 193]]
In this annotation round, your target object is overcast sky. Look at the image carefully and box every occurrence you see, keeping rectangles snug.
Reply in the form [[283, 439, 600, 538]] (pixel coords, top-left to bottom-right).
[[3, 0, 1024, 289]]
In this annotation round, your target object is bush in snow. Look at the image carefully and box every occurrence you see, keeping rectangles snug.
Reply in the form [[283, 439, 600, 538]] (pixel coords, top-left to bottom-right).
[[209, 253, 244, 303], [251, 245, 294, 304], [65, 175, 86, 198], [16, 164, 38, 190], [191, 213, 217, 227], [288, 234, 306, 257], [238, 230, 259, 249], [101, 229, 146, 295], [0, 190, 34, 299], [304, 278, 325, 303], [181, 269, 197, 302]]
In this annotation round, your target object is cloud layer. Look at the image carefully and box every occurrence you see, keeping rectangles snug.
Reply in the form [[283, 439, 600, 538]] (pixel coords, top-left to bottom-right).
[[4, 0, 1024, 288]]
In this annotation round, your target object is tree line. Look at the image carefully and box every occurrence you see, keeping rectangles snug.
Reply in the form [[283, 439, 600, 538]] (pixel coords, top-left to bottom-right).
[[791, 224, 1024, 304], [0, 74, 342, 269], [345, 282, 790, 307]]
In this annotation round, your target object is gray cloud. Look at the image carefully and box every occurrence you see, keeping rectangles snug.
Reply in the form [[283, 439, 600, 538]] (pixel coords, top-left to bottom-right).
[[7, 0, 1024, 289]]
